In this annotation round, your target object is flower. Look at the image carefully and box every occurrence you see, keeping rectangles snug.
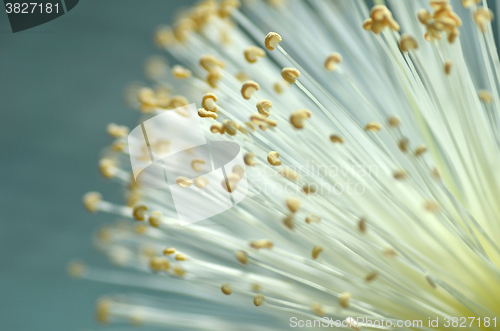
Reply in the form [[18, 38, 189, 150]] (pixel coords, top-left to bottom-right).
[[73, 0, 500, 329]]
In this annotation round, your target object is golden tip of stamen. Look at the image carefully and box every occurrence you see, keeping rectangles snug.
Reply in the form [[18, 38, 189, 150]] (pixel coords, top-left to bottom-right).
[[163, 247, 176, 255], [393, 170, 408, 180], [281, 67, 300, 84], [173, 265, 186, 277], [174, 18, 196, 43], [199, 54, 225, 72], [211, 123, 225, 134], [399, 34, 418, 52], [363, 18, 373, 30], [83, 191, 102, 213], [279, 166, 299, 181], [301, 184, 315, 194], [414, 144, 428, 156], [339, 292, 352, 309], [198, 108, 218, 119], [365, 122, 382, 132], [233, 164, 245, 177], [67, 260, 87, 278], [388, 116, 401, 127], [250, 239, 274, 249], [306, 213, 321, 224], [383, 248, 398, 257], [267, 151, 281, 166], [311, 246, 323, 259], [417, 9, 432, 25], [462, 0, 480, 8], [223, 119, 238, 136], [241, 81, 260, 100], [369, 5, 400, 33], [444, 60, 453, 75], [290, 109, 311, 129], [172, 65, 192, 79], [148, 211, 162, 228], [265, 32, 282, 51], [253, 294, 265, 306], [202, 93, 218, 112], [191, 158, 206, 172], [324, 52, 342, 71], [358, 218, 367, 233], [221, 283, 232, 295], [107, 123, 129, 138], [222, 173, 240, 192], [236, 250, 248, 265], [256, 100, 272, 117], [235, 71, 250, 82], [330, 134, 345, 144], [206, 70, 222, 88], [244, 152, 257, 166], [244, 46, 265, 63], [133, 205, 148, 221], [479, 90, 493, 103], [398, 138, 409, 153], [311, 302, 326, 316], [283, 215, 294, 230], [219, 0, 240, 18], [474, 8, 494, 33], [176, 176, 193, 188], [95, 297, 111, 324], [175, 253, 187, 261], [154, 25, 175, 48], [365, 271, 378, 282], [286, 197, 301, 213], [424, 201, 440, 212], [149, 256, 170, 272], [99, 158, 116, 179], [194, 176, 209, 189]]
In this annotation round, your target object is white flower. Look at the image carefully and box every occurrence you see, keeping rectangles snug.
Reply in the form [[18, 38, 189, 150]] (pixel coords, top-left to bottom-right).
[[74, 0, 500, 329]]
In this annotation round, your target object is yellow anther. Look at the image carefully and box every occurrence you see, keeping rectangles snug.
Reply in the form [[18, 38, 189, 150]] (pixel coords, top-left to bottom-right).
[[163, 247, 176, 255], [290, 109, 312, 129], [138, 87, 156, 107], [399, 34, 418, 52], [219, 0, 240, 18], [175, 253, 187, 261], [324, 52, 342, 71], [202, 93, 218, 112], [280, 166, 299, 181], [286, 197, 301, 213], [206, 70, 222, 88], [362, 18, 373, 30], [368, 5, 400, 33], [173, 265, 186, 277], [424, 201, 440, 212], [265, 32, 282, 51], [387, 116, 401, 128], [311, 246, 323, 259], [250, 239, 274, 249], [211, 123, 225, 134], [444, 60, 453, 75], [222, 173, 240, 192], [358, 217, 367, 233], [250, 113, 277, 129], [339, 292, 352, 309], [95, 297, 111, 324], [222, 120, 238, 136], [133, 205, 148, 221], [306, 213, 321, 224], [417, 9, 432, 24], [235, 71, 250, 82], [448, 28, 460, 43], [430, 0, 449, 10], [172, 65, 192, 79], [174, 18, 196, 42], [267, 151, 281, 166], [194, 176, 209, 189], [399, 138, 409, 153], [111, 141, 126, 152], [236, 250, 248, 265], [329, 134, 345, 144], [478, 90, 493, 103], [191, 158, 206, 172], [99, 158, 116, 179], [474, 8, 494, 33], [199, 54, 225, 72], [107, 123, 129, 138], [311, 302, 326, 316], [283, 215, 294, 230], [148, 211, 162, 228], [256, 100, 272, 117], [244, 46, 265, 63], [362, 271, 378, 283], [169, 95, 189, 109], [221, 283, 232, 295], [414, 144, 428, 156], [273, 81, 285, 94], [241, 81, 260, 100], [365, 122, 382, 132], [462, 0, 480, 8], [233, 164, 245, 177], [253, 294, 265, 306], [302, 184, 317, 195], [198, 108, 218, 119], [383, 248, 398, 257], [67, 260, 87, 278], [154, 25, 175, 48], [176, 176, 193, 188], [393, 170, 408, 180], [83, 192, 102, 213], [244, 153, 256, 166], [281, 67, 300, 84], [150, 257, 170, 272]]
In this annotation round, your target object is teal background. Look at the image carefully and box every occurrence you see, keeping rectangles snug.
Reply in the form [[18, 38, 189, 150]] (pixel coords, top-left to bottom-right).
[[0, 1, 195, 329]]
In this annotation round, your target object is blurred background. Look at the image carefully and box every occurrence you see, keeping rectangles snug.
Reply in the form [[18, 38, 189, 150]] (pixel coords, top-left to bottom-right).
[[0, 1, 196, 329]]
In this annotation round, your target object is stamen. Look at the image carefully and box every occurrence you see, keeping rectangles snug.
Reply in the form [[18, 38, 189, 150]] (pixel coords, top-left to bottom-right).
[[281, 68, 300, 84], [256, 100, 272, 117], [244, 46, 265, 63], [267, 151, 282, 166], [133, 205, 148, 221], [83, 192, 102, 213], [264, 32, 282, 51], [202, 93, 218, 112], [324, 53, 342, 72], [241, 81, 260, 100]]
